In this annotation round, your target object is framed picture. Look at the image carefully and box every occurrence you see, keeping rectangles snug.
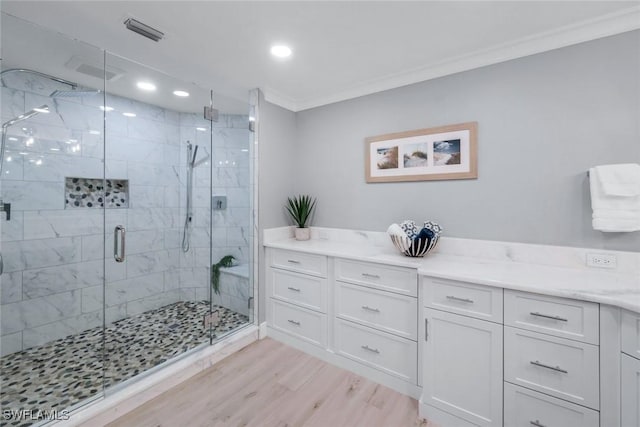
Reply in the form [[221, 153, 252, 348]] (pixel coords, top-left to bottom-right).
[[365, 122, 477, 183]]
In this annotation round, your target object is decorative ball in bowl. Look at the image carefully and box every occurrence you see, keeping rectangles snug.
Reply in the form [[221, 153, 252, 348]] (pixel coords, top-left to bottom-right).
[[387, 220, 442, 257]]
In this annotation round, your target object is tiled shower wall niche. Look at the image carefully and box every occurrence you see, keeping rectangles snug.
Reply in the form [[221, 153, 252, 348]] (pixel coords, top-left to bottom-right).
[[65, 177, 129, 208]]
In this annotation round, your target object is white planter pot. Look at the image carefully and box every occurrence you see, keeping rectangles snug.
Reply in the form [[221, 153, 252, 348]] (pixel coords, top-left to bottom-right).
[[295, 227, 311, 241]]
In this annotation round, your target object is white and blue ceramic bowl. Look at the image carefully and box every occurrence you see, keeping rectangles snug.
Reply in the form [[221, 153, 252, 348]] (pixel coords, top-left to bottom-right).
[[389, 221, 441, 257]]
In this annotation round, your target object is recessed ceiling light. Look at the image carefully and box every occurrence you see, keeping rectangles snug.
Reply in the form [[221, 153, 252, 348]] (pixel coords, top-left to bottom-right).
[[173, 90, 189, 97], [33, 106, 50, 114], [137, 81, 156, 91], [50, 148, 60, 151], [8, 137, 18, 142], [270, 45, 292, 58], [123, 112, 136, 117], [196, 127, 207, 132], [100, 106, 114, 112], [89, 130, 101, 135]]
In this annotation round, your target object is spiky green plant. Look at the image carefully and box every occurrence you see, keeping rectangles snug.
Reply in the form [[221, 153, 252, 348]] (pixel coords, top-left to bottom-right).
[[286, 195, 316, 228], [211, 255, 235, 295]]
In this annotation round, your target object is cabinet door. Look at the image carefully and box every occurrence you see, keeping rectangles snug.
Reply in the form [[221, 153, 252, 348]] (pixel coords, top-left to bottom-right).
[[622, 310, 640, 360], [622, 353, 640, 427], [422, 308, 503, 427]]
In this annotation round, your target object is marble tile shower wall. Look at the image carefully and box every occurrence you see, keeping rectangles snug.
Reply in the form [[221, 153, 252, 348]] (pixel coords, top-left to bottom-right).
[[179, 113, 251, 309], [0, 72, 250, 356]]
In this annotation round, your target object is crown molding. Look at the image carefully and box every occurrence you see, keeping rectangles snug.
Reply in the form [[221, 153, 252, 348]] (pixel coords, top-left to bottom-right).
[[268, 6, 640, 113], [262, 87, 299, 112]]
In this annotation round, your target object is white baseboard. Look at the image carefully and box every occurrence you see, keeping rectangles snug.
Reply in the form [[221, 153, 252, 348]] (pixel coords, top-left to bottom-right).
[[259, 321, 268, 339]]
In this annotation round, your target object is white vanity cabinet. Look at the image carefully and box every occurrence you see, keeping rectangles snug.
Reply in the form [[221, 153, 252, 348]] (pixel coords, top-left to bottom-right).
[[333, 258, 418, 383], [622, 310, 640, 427], [266, 249, 329, 347], [264, 234, 638, 427], [265, 248, 420, 396], [420, 277, 504, 427], [503, 290, 600, 426]]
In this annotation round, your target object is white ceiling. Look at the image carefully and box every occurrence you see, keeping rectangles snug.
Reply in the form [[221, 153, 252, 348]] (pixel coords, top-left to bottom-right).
[[2, 1, 639, 112]]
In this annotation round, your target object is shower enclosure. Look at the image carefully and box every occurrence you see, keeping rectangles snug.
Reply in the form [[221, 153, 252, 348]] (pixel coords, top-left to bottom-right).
[[0, 13, 254, 426]]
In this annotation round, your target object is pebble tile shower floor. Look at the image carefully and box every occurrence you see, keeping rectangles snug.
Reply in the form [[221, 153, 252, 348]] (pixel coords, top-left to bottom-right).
[[0, 301, 248, 427]]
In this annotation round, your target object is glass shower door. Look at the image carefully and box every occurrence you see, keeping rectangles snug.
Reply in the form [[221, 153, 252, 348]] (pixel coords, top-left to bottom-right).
[[0, 13, 107, 425], [101, 53, 215, 390]]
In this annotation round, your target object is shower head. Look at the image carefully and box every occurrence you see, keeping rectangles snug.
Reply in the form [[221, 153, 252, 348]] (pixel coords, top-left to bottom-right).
[[50, 88, 101, 98], [2, 105, 49, 129]]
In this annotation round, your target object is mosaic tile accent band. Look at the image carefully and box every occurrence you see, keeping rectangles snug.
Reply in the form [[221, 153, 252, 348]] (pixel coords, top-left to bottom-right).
[[64, 177, 129, 209], [0, 302, 248, 427]]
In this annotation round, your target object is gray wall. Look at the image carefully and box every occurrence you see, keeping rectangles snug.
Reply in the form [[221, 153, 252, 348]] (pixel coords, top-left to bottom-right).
[[257, 93, 297, 321], [293, 31, 640, 252]]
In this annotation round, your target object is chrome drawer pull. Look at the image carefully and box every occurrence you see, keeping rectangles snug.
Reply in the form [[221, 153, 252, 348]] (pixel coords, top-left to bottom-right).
[[287, 320, 301, 326], [287, 287, 301, 292], [361, 305, 380, 313], [530, 312, 568, 322], [530, 360, 568, 374], [361, 345, 380, 354], [530, 420, 547, 427], [446, 295, 474, 304], [287, 259, 300, 264], [361, 273, 381, 279]]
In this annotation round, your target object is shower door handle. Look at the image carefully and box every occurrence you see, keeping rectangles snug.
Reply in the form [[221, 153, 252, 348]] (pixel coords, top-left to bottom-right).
[[114, 225, 126, 262]]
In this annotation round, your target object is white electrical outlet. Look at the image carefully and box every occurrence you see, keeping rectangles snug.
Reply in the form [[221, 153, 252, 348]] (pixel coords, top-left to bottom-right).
[[586, 253, 617, 269]]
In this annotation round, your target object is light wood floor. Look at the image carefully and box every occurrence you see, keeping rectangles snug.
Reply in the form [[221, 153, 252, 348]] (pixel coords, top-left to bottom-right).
[[107, 338, 430, 427]]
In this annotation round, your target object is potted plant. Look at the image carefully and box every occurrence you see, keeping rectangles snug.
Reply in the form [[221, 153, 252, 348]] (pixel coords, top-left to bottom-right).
[[286, 194, 316, 241]]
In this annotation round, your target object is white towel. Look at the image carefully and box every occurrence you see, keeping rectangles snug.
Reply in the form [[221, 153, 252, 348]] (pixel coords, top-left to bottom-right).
[[589, 164, 640, 232], [595, 163, 640, 196]]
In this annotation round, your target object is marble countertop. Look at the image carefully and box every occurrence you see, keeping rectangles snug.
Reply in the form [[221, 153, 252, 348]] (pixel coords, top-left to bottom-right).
[[265, 237, 640, 314]]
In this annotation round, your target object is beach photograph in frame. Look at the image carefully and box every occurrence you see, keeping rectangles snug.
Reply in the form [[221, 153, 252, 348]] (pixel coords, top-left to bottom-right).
[[365, 122, 477, 183]]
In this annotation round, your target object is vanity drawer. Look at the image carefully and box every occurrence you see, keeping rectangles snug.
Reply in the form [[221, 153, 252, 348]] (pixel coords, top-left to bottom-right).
[[334, 318, 417, 383], [270, 299, 327, 347], [335, 282, 417, 340], [622, 309, 640, 360], [423, 277, 503, 323], [504, 290, 599, 345], [270, 249, 327, 278], [335, 258, 417, 296], [504, 382, 599, 427], [504, 326, 599, 409], [270, 268, 327, 313]]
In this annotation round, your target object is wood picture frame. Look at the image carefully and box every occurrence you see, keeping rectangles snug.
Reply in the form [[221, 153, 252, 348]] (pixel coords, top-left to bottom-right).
[[365, 122, 477, 183]]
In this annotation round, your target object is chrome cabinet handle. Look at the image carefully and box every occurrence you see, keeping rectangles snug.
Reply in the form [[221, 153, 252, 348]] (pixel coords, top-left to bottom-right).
[[0, 253, 3, 276], [287, 259, 300, 264], [446, 295, 474, 304], [114, 225, 126, 262], [361, 345, 380, 354], [287, 319, 300, 326], [530, 312, 568, 322], [361, 305, 380, 313], [287, 286, 301, 292], [530, 420, 547, 427], [530, 360, 568, 374], [361, 273, 380, 279]]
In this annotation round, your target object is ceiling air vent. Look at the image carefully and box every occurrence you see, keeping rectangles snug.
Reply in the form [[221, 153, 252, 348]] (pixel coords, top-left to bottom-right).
[[124, 18, 164, 42], [65, 57, 125, 82]]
